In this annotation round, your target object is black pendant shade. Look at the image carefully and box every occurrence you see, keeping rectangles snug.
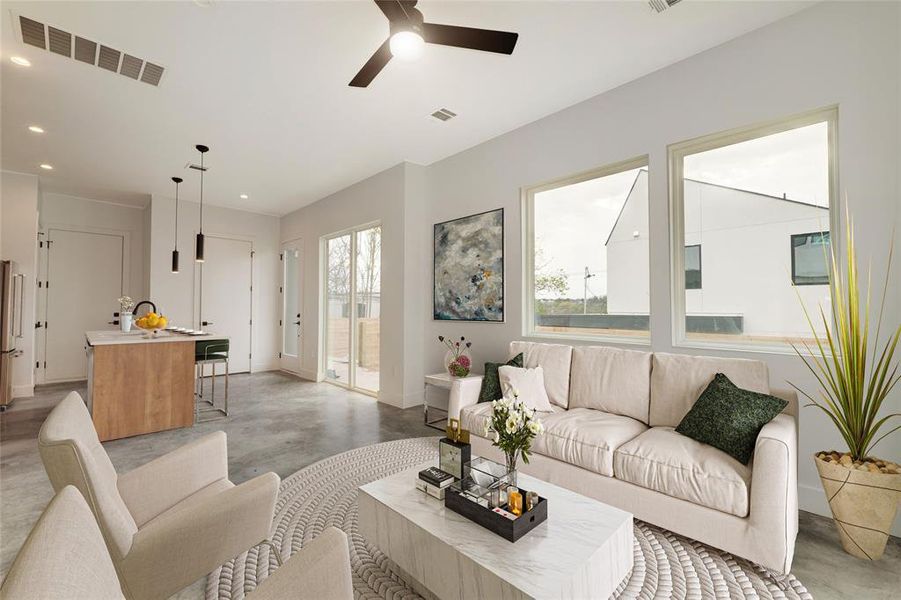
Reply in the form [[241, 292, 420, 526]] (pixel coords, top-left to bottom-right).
[[195, 145, 209, 263], [171, 176, 182, 273], [195, 232, 205, 263]]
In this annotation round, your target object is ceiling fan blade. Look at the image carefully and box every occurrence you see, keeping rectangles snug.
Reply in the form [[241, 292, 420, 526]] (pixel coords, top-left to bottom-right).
[[374, 0, 417, 23], [422, 23, 518, 55], [349, 39, 392, 87]]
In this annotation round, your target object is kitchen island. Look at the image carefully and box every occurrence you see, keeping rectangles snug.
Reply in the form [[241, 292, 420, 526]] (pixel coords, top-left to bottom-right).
[[85, 330, 228, 441]]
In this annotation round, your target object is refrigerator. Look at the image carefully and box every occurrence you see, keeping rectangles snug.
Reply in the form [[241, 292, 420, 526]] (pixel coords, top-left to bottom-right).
[[1, 260, 25, 410]]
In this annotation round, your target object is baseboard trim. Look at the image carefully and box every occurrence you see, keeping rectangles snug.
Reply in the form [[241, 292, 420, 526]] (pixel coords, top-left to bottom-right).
[[298, 368, 321, 382], [12, 384, 34, 398]]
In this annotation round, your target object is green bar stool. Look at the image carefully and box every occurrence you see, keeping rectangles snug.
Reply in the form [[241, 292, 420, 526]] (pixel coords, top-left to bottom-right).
[[195, 339, 229, 422]]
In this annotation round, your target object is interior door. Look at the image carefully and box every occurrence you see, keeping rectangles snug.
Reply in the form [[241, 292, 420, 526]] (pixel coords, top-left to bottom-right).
[[45, 229, 124, 382], [280, 242, 302, 372], [198, 235, 253, 373]]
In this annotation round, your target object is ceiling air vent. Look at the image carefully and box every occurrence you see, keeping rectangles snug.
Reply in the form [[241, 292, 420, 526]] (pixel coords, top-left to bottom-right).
[[120, 54, 143, 79], [97, 45, 121, 72], [20, 16, 45, 48], [47, 27, 72, 57], [14, 14, 165, 86], [430, 108, 457, 122], [74, 36, 97, 64], [140, 62, 164, 86], [649, 0, 681, 13]]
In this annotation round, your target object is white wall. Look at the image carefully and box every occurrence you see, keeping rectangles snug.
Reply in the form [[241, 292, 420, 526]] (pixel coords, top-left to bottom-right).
[[148, 195, 281, 372], [415, 1, 900, 530], [280, 163, 425, 408], [0, 171, 39, 398]]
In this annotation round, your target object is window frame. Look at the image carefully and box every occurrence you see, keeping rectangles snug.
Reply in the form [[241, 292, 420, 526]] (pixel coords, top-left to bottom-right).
[[790, 231, 831, 286], [668, 106, 839, 354], [521, 155, 651, 345]]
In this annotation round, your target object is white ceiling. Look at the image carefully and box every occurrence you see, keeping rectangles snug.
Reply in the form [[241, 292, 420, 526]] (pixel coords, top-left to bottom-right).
[[1, 0, 814, 215]]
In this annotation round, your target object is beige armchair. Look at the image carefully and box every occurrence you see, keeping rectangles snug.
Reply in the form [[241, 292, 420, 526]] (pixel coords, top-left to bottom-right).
[[1, 486, 354, 600], [38, 391, 279, 600]]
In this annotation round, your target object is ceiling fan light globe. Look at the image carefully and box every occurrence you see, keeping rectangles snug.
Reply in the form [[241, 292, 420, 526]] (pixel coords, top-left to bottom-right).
[[389, 31, 424, 61]]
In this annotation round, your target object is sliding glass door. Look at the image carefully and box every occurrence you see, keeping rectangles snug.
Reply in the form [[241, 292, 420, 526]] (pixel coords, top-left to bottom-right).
[[323, 224, 380, 394]]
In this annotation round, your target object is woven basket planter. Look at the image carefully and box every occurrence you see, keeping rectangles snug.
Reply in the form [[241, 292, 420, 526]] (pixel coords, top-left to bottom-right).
[[814, 454, 901, 560]]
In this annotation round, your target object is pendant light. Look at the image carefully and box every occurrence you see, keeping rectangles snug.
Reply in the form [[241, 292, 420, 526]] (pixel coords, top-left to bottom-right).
[[195, 144, 209, 263], [171, 176, 183, 273]]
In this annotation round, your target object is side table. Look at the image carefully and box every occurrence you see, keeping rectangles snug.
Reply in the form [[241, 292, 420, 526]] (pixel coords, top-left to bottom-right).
[[423, 373, 483, 431]]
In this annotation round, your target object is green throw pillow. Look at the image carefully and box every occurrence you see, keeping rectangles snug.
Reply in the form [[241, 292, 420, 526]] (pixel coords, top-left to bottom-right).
[[478, 353, 524, 403], [675, 373, 787, 464]]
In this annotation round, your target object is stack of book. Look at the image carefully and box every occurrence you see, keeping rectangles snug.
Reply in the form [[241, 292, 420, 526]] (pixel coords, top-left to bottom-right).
[[415, 467, 454, 500]]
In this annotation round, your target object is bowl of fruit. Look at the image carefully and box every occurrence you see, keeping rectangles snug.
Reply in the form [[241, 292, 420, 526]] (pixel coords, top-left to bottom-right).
[[135, 312, 168, 337]]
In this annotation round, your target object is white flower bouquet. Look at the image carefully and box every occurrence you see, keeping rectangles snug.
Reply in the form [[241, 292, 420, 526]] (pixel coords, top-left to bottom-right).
[[483, 385, 545, 478]]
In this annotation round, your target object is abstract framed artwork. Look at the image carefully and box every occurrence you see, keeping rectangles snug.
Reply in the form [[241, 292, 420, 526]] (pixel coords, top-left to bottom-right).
[[433, 208, 504, 322]]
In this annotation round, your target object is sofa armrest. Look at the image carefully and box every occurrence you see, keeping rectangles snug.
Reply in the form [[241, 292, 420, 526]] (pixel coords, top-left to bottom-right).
[[249, 527, 353, 600], [120, 472, 279, 600], [749, 413, 798, 573], [447, 376, 483, 422], [118, 431, 229, 527], [769, 387, 799, 418]]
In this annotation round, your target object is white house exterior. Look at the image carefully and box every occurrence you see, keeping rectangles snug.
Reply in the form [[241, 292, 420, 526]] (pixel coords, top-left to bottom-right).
[[607, 170, 831, 339]]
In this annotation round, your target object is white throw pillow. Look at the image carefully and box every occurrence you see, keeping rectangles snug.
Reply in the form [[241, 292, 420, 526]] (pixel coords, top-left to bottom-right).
[[497, 366, 554, 412]]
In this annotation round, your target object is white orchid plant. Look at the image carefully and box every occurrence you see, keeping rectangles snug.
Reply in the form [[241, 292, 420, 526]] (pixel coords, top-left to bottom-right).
[[482, 385, 545, 470]]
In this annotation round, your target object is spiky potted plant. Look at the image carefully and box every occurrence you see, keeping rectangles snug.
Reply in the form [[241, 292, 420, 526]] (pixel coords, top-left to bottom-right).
[[792, 217, 901, 560]]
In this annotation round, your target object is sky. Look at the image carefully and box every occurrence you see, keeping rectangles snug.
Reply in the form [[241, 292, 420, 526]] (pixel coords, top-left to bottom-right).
[[534, 121, 829, 300]]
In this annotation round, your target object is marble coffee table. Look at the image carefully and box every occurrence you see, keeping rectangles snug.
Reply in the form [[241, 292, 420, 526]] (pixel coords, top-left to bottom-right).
[[358, 461, 633, 600]]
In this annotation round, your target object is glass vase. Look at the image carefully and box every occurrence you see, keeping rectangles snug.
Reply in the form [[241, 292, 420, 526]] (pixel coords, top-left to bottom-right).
[[444, 348, 471, 378], [505, 450, 519, 487]]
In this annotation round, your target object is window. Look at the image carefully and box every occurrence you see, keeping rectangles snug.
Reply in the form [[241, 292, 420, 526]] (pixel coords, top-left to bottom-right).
[[670, 107, 836, 348], [685, 245, 702, 290], [791, 232, 830, 285], [524, 156, 650, 342]]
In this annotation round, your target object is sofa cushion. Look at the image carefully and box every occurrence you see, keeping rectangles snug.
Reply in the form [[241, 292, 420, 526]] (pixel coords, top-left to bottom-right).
[[461, 403, 566, 441], [498, 366, 554, 412], [478, 353, 524, 403], [509, 342, 573, 408], [614, 427, 752, 517], [569, 346, 652, 423], [649, 353, 769, 427], [530, 409, 648, 477], [676, 373, 787, 464]]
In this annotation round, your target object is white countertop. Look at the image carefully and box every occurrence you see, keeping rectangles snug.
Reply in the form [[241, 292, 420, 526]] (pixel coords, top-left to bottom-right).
[[85, 329, 228, 346]]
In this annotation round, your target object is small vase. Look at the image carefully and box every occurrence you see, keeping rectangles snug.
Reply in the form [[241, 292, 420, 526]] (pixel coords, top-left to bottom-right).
[[444, 348, 471, 378], [120, 313, 133, 332], [505, 451, 519, 487]]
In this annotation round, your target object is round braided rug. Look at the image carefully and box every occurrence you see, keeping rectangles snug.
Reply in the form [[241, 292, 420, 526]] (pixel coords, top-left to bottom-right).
[[206, 437, 811, 600]]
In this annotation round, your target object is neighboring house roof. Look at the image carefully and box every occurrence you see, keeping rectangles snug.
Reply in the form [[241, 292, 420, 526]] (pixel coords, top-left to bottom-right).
[[604, 169, 827, 246]]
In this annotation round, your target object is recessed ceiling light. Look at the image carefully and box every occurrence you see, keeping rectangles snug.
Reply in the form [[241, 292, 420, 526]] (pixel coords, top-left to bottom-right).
[[11, 56, 31, 67], [40, 164, 53, 170], [28, 125, 45, 133], [239, 194, 248, 200]]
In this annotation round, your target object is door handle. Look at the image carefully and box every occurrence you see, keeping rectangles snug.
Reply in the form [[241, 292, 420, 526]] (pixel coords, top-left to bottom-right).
[[108, 320, 120, 325], [202, 321, 214, 326], [293, 321, 301, 325]]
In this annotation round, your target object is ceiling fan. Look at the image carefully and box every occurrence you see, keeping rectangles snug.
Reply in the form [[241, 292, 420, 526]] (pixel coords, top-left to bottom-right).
[[349, 0, 519, 88]]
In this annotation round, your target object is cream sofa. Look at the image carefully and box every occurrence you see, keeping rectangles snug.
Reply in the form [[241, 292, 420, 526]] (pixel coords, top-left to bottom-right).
[[451, 341, 798, 574]]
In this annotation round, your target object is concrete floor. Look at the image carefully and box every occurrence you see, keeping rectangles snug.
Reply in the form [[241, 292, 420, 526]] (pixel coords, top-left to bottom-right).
[[1, 371, 898, 599]]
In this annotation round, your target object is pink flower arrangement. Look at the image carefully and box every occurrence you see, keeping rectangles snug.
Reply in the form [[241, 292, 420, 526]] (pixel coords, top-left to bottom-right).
[[439, 335, 473, 377]]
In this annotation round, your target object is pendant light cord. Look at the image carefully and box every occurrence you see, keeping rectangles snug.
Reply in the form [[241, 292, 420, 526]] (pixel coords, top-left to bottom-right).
[[199, 152, 204, 233], [174, 181, 179, 250]]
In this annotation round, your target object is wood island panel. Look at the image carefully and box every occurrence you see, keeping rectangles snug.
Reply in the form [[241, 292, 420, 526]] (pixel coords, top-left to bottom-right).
[[91, 341, 195, 441]]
